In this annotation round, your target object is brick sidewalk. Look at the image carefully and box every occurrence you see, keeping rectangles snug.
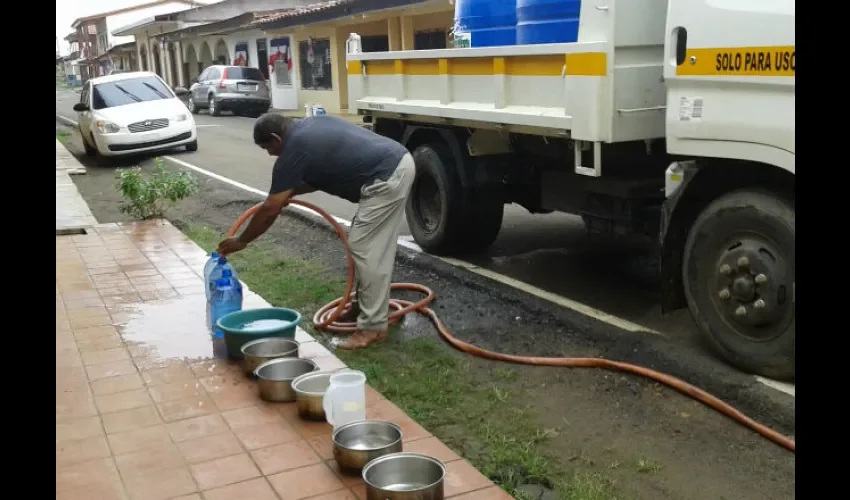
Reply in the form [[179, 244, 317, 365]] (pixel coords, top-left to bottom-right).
[[56, 146, 511, 500]]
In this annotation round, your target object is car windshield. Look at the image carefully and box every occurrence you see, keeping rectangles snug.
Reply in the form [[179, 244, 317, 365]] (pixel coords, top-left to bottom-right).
[[92, 76, 174, 110], [225, 67, 264, 81]]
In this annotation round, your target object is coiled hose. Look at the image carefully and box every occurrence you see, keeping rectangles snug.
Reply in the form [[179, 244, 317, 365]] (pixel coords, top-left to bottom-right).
[[228, 200, 795, 453]]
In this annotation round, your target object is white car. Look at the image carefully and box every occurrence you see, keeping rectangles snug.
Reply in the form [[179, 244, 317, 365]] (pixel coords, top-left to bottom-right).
[[73, 71, 197, 161]]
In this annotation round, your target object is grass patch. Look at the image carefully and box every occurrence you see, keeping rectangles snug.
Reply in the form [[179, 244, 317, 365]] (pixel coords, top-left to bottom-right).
[[56, 129, 72, 146], [181, 222, 622, 500]]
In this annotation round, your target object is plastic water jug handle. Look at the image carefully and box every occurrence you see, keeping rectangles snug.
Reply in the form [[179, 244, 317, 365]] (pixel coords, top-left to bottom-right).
[[322, 381, 338, 427]]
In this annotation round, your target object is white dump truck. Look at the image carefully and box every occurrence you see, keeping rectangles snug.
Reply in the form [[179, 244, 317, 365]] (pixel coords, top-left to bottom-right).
[[345, 0, 795, 379]]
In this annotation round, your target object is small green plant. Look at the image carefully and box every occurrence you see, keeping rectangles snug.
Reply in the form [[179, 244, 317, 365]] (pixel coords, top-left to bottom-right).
[[115, 158, 198, 220]]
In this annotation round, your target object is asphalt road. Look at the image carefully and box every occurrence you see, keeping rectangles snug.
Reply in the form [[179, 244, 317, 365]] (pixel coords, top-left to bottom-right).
[[55, 89, 794, 397]]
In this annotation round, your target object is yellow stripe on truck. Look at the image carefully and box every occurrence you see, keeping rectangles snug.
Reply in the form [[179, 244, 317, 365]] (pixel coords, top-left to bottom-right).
[[676, 46, 795, 77], [346, 53, 608, 77]]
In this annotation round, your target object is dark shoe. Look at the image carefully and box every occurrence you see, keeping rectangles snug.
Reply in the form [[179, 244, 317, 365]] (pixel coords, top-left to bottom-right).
[[337, 330, 387, 351]]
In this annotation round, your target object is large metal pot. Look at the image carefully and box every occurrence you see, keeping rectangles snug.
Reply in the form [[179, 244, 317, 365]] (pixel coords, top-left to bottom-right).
[[362, 452, 446, 500], [254, 358, 317, 402], [292, 371, 333, 421], [240, 337, 299, 376], [332, 420, 403, 474]]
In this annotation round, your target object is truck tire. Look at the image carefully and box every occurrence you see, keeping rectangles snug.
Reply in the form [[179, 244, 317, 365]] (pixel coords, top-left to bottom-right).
[[461, 192, 504, 252], [406, 143, 503, 255], [682, 190, 795, 380]]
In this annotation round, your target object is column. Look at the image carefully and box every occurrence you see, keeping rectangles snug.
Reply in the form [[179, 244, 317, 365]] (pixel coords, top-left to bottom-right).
[[147, 37, 155, 73], [163, 41, 174, 87], [175, 41, 186, 87], [400, 16, 415, 50], [388, 17, 401, 51], [136, 42, 144, 71]]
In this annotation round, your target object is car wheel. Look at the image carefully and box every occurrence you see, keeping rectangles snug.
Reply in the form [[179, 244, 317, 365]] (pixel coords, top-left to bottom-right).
[[81, 130, 97, 157], [185, 140, 198, 152], [209, 96, 221, 117], [187, 96, 198, 114], [91, 136, 110, 167]]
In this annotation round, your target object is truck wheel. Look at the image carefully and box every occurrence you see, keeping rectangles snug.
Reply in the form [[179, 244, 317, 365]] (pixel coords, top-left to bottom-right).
[[407, 144, 467, 254], [459, 193, 504, 252], [683, 190, 795, 380]]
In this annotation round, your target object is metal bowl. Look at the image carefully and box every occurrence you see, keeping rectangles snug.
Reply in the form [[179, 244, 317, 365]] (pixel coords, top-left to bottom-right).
[[240, 338, 299, 375], [332, 420, 403, 474], [362, 452, 446, 499], [292, 371, 333, 421], [254, 358, 318, 402]]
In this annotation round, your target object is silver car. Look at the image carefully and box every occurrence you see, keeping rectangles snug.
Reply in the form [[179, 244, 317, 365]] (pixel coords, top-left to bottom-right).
[[187, 65, 271, 118]]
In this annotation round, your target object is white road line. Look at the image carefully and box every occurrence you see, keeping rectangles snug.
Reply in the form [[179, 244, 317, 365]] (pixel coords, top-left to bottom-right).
[[195, 124, 221, 128], [755, 377, 795, 397], [55, 113, 795, 397]]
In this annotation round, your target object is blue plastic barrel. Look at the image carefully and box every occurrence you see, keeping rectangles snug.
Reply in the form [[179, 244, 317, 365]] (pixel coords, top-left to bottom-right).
[[516, 0, 582, 45], [454, 0, 517, 48]]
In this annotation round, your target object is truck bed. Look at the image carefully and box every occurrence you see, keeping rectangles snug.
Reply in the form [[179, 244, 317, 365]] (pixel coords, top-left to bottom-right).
[[346, 2, 669, 144]]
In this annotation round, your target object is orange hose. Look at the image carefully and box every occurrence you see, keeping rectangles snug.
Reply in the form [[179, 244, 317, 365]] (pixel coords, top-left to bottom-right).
[[228, 201, 795, 453]]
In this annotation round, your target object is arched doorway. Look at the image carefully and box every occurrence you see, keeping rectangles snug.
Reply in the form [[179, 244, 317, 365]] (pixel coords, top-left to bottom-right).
[[200, 41, 214, 70], [213, 39, 228, 65], [185, 43, 200, 82]]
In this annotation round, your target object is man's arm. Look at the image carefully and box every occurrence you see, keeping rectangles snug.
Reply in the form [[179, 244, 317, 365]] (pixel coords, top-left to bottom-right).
[[236, 189, 295, 245]]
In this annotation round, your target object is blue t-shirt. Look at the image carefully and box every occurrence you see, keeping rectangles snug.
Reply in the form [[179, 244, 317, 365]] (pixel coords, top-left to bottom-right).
[[269, 116, 408, 203]]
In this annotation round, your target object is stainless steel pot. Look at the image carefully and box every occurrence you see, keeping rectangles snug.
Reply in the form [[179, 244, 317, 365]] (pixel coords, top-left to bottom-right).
[[254, 358, 318, 402], [332, 420, 403, 474], [240, 338, 299, 376], [362, 452, 446, 500], [291, 371, 333, 421]]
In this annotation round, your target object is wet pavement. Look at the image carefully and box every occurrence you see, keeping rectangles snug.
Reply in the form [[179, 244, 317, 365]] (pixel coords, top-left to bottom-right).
[[55, 187, 510, 500]]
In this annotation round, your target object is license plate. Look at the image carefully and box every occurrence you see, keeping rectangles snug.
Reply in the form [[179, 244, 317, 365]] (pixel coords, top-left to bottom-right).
[[237, 84, 257, 92]]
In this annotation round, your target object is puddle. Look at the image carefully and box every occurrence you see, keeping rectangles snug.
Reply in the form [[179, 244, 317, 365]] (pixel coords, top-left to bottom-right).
[[115, 294, 220, 362]]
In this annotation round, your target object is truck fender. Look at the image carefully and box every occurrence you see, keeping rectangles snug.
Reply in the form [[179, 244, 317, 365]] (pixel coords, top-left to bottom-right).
[[400, 125, 470, 188], [658, 161, 700, 314]]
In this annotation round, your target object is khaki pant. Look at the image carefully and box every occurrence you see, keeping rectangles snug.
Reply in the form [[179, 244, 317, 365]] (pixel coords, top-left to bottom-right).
[[348, 153, 416, 332]]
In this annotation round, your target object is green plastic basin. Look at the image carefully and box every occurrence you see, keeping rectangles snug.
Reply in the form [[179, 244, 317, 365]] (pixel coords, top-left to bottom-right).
[[216, 308, 302, 360]]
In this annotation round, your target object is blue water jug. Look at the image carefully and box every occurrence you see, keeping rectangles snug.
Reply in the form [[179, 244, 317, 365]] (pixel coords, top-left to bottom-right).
[[208, 257, 240, 297], [206, 257, 242, 330], [210, 268, 243, 342], [203, 251, 220, 301]]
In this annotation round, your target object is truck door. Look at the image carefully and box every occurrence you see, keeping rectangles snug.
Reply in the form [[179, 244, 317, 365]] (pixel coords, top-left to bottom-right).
[[662, 0, 795, 172]]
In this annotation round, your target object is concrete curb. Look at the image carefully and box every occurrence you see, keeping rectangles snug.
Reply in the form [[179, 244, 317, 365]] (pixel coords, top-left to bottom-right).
[[55, 139, 87, 175]]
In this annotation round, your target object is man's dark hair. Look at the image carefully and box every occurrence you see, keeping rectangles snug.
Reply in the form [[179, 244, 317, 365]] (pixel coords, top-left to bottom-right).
[[253, 113, 294, 145]]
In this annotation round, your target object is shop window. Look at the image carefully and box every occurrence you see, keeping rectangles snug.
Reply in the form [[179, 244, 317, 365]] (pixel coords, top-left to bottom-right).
[[361, 35, 389, 52], [415, 31, 448, 50], [298, 38, 332, 91], [269, 37, 293, 87]]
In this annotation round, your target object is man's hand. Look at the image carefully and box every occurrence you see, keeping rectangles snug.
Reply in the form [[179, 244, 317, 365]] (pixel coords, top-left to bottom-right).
[[217, 237, 247, 257]]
